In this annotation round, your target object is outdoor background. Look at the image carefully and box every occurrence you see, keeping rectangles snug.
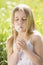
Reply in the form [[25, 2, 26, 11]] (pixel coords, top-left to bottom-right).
[[0, 0, 43, 65]]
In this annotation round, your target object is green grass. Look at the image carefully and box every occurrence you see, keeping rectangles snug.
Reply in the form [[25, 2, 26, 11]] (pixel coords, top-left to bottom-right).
[[0, 0, 43, 65]]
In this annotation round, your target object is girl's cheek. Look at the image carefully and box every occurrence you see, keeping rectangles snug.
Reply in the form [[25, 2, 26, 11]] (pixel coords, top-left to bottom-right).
[[14, 21, 17, 25]]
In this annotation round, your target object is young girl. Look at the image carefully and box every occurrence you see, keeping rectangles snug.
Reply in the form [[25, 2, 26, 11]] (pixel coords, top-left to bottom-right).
[[6, 4, 43, 65]]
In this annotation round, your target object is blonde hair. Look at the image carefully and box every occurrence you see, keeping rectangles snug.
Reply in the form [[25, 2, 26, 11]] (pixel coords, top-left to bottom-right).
[[12, 4, 35, 41], [6, 4, 35, 56]]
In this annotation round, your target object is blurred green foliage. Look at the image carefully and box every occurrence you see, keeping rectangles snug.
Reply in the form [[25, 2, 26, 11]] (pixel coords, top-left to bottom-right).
[[0, 42, 7, 65], [0, 0, 43, 65]]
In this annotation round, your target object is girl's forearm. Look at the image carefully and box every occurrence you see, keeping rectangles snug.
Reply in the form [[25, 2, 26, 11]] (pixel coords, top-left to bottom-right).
[[24, 49, 42, 65], [8, 52, 19, 65]]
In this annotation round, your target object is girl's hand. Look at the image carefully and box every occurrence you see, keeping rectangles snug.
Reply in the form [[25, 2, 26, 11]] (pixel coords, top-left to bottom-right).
[[16, 37, 28, 52], [13, 38, 21, 53], [13, 42, 21, 54]]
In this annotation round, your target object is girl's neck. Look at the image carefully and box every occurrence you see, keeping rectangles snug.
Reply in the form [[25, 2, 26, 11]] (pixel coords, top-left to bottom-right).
[[17, 31, 33, 41], [17, 32, 29, 41], [18, 31, 26, 37]]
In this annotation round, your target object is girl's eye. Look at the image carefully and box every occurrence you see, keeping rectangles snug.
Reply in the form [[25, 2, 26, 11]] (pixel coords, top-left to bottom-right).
[[15, 19, 19, 21], [22, 18, 27, 21]]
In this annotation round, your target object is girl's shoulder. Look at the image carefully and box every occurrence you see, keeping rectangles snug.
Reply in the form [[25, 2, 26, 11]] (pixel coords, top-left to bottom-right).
[[27, 30, 42, 42], [6, 35, 14, 56], [7, 35, 14, 43], [29, 30, 42, 45], [33, 30, 41, 36], [33, 30, 42, 39]]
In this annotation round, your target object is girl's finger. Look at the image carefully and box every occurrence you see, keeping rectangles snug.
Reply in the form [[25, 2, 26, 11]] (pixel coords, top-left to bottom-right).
[[18, 42, 23, 46], [17, 40, 25, 44]]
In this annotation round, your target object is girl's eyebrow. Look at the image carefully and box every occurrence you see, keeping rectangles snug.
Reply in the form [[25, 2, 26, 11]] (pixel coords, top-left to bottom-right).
[[15, 17, 18, 18], [15, 17, 18, 19], [15, 16, 27, 18]]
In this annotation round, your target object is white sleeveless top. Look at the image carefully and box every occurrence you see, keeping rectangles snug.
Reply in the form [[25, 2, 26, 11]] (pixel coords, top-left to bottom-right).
[[13, 30, 41, 65], [16, 40, 35, 65]]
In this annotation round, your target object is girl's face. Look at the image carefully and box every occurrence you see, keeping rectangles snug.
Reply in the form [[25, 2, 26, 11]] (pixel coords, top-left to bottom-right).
[[14, 10, 28, 33]]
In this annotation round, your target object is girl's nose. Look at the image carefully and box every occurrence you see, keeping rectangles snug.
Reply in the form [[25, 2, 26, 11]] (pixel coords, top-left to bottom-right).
[[18, 19, 23, 24]]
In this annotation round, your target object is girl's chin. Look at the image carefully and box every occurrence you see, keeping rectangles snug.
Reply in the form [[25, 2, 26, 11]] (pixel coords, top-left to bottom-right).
[[17, 29, 26, 33], [17, 30, 23, 32], [15, 27, 26, 32]]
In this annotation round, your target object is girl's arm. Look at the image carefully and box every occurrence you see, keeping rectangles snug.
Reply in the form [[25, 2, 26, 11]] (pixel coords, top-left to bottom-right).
[[24, 35, 43, 65], [6, 36, 20, 65], [7, 51, 20, 65]]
